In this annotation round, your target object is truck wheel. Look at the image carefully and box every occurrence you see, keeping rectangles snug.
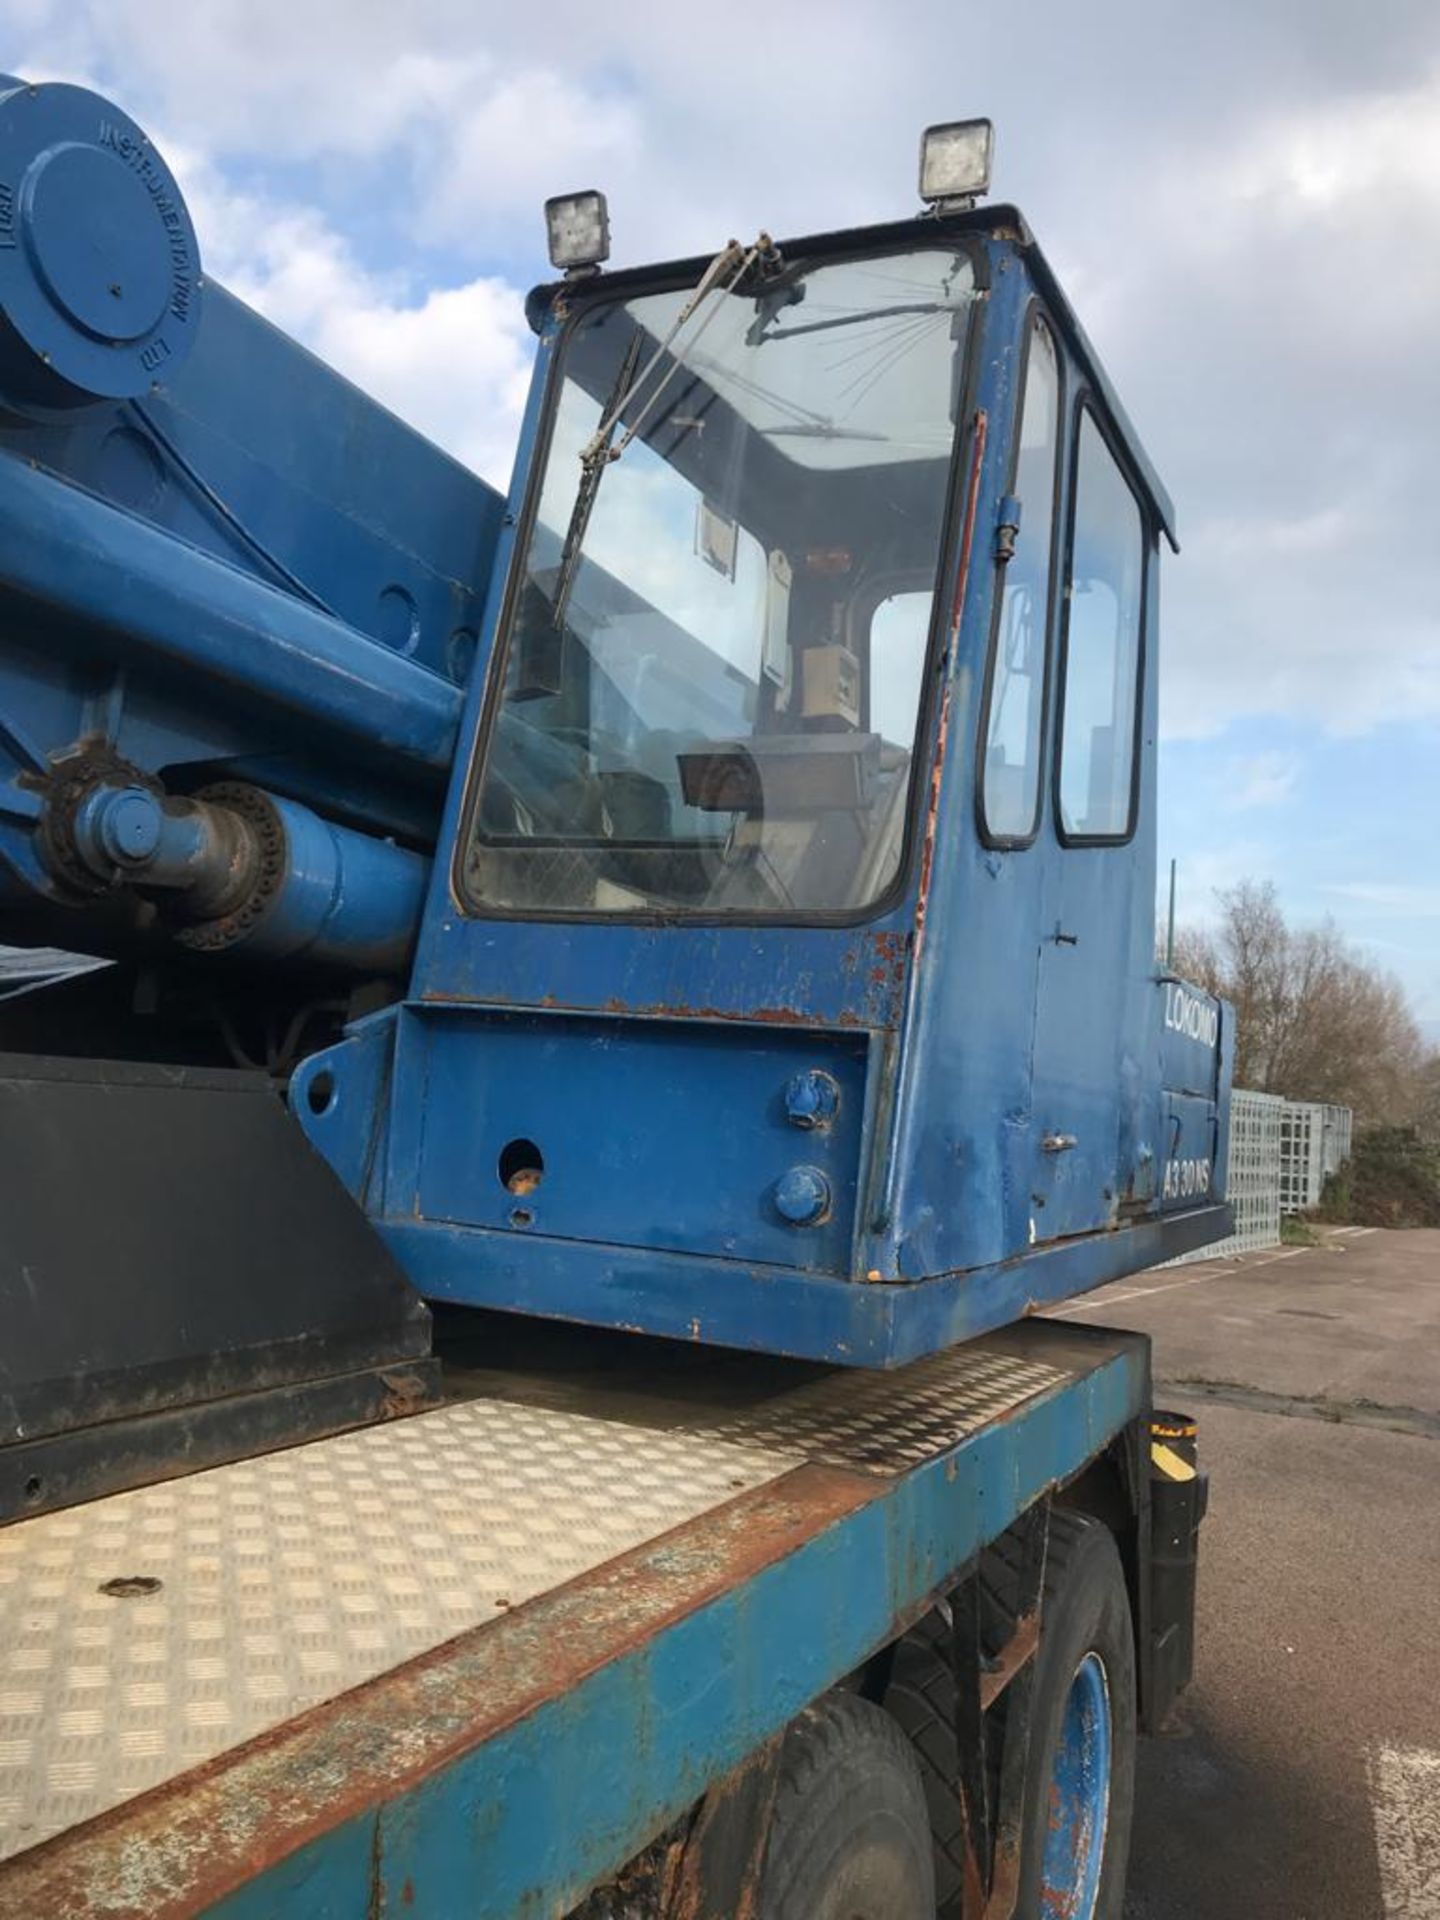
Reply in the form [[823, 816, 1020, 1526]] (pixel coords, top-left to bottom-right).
[[1020, 1511, 1136, 1920], [758, 1691, 936, 1919], [884, 1510, 1136, 1920]]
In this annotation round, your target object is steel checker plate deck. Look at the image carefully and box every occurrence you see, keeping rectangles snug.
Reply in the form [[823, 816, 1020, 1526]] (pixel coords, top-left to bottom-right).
[[697, 1344, 1066, 1470], [0, 1401, 796, 1864], [451, 1340, 1072, 1476], [0, 1328, 1101, 1907], [0, 1325, 1144, 1920]]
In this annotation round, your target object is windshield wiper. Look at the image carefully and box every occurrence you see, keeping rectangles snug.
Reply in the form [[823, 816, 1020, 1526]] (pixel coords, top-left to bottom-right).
[[752, 299, 950, 345], [762, 423, 890, 442], [552, 329, 643, 628], [552, 237, 764, 627]]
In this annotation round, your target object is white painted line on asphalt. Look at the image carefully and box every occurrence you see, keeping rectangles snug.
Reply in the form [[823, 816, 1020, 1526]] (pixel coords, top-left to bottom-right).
[[1051, 1243, 1307, 1318], [1369, 1744, 1440, 1917], [1053, 1267, 1234, 1315]]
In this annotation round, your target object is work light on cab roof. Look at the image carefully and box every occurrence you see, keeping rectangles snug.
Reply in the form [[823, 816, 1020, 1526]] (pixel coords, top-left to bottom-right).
[[919, 117, 995, 209], [544, 119, 994, 276], [544, 189, 610, 274]]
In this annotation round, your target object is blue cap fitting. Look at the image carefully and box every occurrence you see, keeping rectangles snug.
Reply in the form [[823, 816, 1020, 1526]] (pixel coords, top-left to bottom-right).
[[784, 1068, 840, 1130], [72, 782, 165, 871], [775, 1165, 831, 1227], [96, 787, 164, 863]]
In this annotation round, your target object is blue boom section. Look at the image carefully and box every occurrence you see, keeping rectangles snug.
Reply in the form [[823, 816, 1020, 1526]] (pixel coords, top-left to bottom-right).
[[0, 78, 501, 970]]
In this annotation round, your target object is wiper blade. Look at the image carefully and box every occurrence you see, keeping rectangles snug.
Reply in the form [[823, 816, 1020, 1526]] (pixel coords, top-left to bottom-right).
[[761, 423, 890, 441], [753, 300, 948, 344], [552, 329, 642, 628], [553, 237, 763, 627]]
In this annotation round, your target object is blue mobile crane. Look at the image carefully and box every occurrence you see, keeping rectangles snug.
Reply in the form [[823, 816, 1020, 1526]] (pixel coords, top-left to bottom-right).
[[0, 81, 1228, 1919]]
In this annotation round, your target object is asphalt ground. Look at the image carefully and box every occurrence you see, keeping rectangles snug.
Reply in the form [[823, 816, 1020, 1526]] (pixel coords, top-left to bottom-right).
[[1050, 1228, 1440, 1920]]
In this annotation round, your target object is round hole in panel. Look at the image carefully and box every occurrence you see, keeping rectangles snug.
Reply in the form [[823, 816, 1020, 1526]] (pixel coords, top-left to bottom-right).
[[498, 1138, 544, 1195], [306, 1069, 336, 1116]]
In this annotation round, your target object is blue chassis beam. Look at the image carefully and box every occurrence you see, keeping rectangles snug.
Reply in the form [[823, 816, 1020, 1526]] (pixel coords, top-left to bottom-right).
[[2, 1322, 1147, 1920]]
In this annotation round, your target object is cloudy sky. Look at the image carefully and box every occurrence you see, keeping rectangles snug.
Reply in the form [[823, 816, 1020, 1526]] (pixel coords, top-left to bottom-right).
[[9, 0, 1438, 1031]]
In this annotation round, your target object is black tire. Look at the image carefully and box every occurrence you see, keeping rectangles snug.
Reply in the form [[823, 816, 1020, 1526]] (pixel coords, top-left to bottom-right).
[[883, 1534, 1019, 1914], [758, 1691, 937, 1920], [884, 1509, 1136, 1920]]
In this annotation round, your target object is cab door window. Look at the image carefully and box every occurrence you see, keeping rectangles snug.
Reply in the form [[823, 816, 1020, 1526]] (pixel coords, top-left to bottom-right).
[[1057, 410, 1145, 841], [980, 316, 1059, 843]]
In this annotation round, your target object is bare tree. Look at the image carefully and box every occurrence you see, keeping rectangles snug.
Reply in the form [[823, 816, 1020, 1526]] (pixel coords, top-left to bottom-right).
[[1173, 880, 1430, 1127]]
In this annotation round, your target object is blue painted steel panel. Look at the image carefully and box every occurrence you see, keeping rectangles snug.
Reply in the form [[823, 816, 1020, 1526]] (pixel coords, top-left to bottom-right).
[[1159, 1091, 1220, 1215], [1157, 976, 1224, 1100], [409, 1009, 867, 1274], [292, 1007, 401, 1204], [416, 912, 914, 1032], [205, 1817, 375, 1920]]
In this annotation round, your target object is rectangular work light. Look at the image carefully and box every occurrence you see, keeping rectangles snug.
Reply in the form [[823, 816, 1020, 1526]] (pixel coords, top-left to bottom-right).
[[544, 190, 611, 273], [918, 119, 994, 207]]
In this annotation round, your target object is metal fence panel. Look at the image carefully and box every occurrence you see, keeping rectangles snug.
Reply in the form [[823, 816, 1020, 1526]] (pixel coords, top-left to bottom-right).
[[1161, 1092, 1354, 1267], [1321, 1104, 1352, 1180], [1278, 1100, 1354, 1213], [1164, 1088, 1285, 1265], [1279, 1101, 1323, 1214]]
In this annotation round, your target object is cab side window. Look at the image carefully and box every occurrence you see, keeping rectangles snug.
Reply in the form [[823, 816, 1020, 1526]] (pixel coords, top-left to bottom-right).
[[980, 317, 1059, 842], [1058, 410, 1144, 841]]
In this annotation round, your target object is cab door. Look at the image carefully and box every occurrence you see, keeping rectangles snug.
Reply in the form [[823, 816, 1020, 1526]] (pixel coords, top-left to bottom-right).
[[968, 312, 1063, 1264], [1028, 403, 1150, 1243]]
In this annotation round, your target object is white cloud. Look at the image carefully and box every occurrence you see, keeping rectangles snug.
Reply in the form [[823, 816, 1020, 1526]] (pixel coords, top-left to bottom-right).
[[1053, 71, 1440, 743], [1321, 883, 1440, 916], [1222, 751, 1301, 809], [414, 66, 643, 244], [1235, 75, 1440, 216], [170, 150, 533, 488]]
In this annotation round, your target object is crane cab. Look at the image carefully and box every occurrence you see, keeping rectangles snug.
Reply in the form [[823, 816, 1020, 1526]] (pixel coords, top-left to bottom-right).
[[298, 151, 1233, 1365]]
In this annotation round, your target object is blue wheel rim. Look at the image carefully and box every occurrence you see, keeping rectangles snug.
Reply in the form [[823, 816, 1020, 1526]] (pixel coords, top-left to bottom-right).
[[1039, 1651, 1112, 1918]]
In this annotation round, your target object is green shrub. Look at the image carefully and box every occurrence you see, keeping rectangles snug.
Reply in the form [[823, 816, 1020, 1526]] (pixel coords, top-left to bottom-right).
[[1280, 1215, 1321, 1246], [1317, 1126, 1440, 1228]]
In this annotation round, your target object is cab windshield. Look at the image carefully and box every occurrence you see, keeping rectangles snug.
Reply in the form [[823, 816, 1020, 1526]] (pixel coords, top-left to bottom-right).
[[461, 245, 976, 918]]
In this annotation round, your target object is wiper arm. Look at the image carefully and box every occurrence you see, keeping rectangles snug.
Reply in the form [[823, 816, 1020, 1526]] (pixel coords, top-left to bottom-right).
[[553, 236, 764, 626]]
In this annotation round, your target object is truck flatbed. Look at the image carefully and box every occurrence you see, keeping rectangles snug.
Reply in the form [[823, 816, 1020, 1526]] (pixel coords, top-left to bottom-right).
[[0, 1316, 1147, 1919]]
